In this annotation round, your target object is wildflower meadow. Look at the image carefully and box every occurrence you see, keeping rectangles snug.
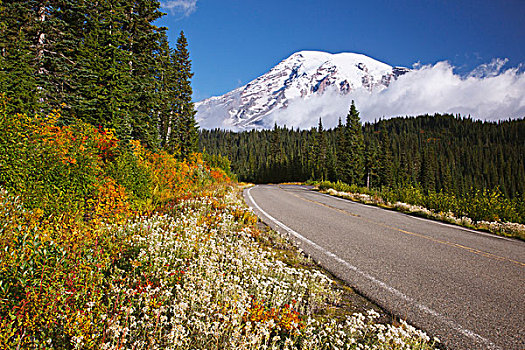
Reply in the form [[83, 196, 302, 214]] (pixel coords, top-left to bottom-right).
[[0, 99, 437, 349]]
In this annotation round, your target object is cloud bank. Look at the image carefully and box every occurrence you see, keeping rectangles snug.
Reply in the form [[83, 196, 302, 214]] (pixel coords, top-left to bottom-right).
[[266, 59, 525, 130], [161, 0, 197, 17]]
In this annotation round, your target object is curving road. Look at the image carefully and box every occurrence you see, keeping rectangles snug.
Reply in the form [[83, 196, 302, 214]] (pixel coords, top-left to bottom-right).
[[244, 184, 525, 350]]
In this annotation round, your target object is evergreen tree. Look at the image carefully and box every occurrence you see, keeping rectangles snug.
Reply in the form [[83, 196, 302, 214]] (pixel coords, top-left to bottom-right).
[[335, 117, 346, 180], [420, 146, 436, 192], [365, 138, 380, 189], [73, 0, 134, 140], [326, 144, 337, 181], [122, 0, 165, 147], [314, 117, 327, 180], [156, 32, 173, 149], [345, 101, 365, 185], [37, 0, 85, 117], [170, 30, 198, 159], [270, 122, 281, 163], [0, 1, 85, 116], [378, 122, 393, 188], [0, 1, 40, 112]]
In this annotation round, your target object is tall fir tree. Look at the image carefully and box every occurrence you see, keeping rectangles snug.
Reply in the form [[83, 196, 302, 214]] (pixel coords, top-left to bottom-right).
[[420, 146, 436, 192], [0, 1, 40, 113], [341, 101, 364, 185], [156, 32, 173, 149], [0, 0, 84, 116], [170, 30, 198, 158], [270, 122, 281, 163], [122, 0, 164, 147], [335, 117, 346, 180], [73, 0, 134, 140], [365, 138, 380, 189], [378, 122, 393, 188], [37, 0, 85, 117], [314, 117, 327, 180]]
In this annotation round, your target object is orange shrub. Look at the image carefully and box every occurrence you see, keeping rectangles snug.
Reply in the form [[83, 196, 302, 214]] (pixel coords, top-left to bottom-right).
[[243, 297, 305, 336]]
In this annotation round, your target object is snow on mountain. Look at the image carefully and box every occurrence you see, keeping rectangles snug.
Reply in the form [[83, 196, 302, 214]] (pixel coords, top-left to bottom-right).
[[195, 51, 409, 130]]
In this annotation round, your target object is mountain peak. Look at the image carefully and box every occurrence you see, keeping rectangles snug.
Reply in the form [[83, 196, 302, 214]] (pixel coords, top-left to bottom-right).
[[196, 51, 408, 130]]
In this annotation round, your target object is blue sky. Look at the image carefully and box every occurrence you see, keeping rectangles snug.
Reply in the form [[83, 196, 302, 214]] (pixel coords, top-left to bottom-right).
[[156, 0, 525, 102]]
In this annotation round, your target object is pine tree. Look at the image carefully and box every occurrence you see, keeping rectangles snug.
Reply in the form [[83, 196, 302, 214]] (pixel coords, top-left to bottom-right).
[[345, 101, 365, 185], [38, 1, 85, 117], [314, 117, 327, 180], [365, 139, 380, 189], [378, 122, 393, 188], [270, 122, 281, 163], [335, 117, 346, 180], [0, 1, 40, 113], [170, 30, 198, 159], [420, 146, 436, 192], [73, 0, 134, 140], [122, 0, 165, 147], [2, 1, 85, 116], [156, 32, 173, 149], [0, 0, 168, 143], [326, 145, 337, 181]]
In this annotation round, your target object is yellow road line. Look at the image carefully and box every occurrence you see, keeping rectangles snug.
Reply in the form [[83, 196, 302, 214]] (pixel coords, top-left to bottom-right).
[[285, 188, 525, 268]]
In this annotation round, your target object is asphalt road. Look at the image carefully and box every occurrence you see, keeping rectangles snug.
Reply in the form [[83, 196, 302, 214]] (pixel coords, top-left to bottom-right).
[[244, 184, 525, 350]]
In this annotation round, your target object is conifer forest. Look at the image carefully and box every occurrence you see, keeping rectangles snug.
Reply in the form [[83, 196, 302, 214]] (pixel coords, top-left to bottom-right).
[[200, 107, 525, 200]]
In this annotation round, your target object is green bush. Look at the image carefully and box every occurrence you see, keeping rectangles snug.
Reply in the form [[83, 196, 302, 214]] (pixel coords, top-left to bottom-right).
[[320, 178, 524, 225], [106, 146, 153, 204], [203, 152, 237, 180]]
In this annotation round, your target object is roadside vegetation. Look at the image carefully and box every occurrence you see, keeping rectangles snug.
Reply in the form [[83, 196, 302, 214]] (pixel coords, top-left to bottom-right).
[[0, 102, 438, 348], [314, 180, 525, 240]]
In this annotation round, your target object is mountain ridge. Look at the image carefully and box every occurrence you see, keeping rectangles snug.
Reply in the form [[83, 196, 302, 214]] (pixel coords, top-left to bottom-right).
[[195, 51, 409, 130]]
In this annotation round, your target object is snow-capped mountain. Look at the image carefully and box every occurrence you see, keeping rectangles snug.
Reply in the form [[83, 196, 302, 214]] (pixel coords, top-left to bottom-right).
[[195, 51, 409, 130]]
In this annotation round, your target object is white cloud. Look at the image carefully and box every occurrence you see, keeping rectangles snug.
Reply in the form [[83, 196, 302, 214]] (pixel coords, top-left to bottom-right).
[[266, 59, 525, 129], [161, 0, 197, 17], [468, 58, 508, 78]]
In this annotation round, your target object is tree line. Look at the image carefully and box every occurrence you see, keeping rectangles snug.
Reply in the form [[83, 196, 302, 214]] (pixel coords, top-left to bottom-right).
[[0, 0, 198, 157], [199, 104, 525, 199]]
